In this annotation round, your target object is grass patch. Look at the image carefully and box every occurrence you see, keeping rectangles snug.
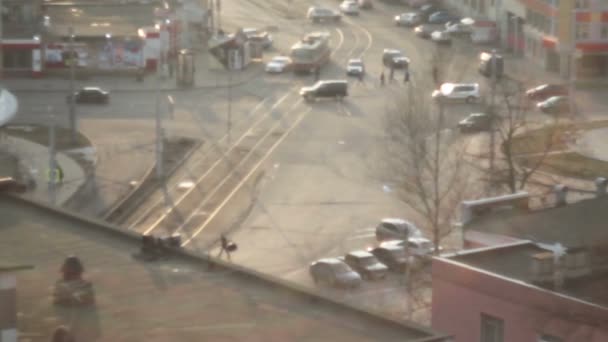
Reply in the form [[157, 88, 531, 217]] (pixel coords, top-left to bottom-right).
[[510, 120, 608, 155], [1, 124, 90, 151], [520, 151, 608, 180]]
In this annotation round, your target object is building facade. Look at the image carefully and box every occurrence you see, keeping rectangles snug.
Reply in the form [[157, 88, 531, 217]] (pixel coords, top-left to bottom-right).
[[1, 0, 44, 77], [432, 243, 608, 342], [446, 0, 608, 80]]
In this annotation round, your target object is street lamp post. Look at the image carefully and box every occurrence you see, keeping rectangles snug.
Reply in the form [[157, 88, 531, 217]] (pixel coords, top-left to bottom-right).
[[155, 24, 165, 180], [68, 26, 77, 144], [48, 110, 57, 205], [488, 49, 498, 194], [569, 9, 578, 117]]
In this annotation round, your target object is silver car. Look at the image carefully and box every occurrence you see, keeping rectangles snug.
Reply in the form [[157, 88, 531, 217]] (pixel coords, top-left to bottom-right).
[[309, 258, 362, 288], [432, 83, 481, 103], [375, 218, 422, 242], [344, 251, 389, 280], [394, 12, 421, 27]]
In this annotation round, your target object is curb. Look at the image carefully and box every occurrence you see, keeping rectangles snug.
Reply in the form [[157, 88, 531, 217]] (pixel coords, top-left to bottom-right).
[[8, 68, 265, 94], [102, 137, 204, 224]]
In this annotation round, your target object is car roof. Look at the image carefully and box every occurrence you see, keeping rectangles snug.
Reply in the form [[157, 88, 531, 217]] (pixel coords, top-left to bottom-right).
[[315, 257, 346, 265], [383, 48, 402, 54], [347, 250, 374, 258], [82, 87, 103, 91], [376, 244, 404, 252], [408, 237, 431, 244], [318, 79, 348, 85], [469, 112, 488, 117], [348, 58, 363, 63], [381, 218, 411, 225]]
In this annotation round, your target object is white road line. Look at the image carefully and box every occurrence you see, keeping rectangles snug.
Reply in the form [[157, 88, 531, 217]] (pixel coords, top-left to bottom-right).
[[134, 92, 293, 233], [332, 28, 345, 58], [182, 106, 312, 246]]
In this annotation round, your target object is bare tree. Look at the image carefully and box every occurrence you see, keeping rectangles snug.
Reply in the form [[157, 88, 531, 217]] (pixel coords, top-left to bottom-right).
[[380, 77, 472, 255], [488, 77, 562, 194]]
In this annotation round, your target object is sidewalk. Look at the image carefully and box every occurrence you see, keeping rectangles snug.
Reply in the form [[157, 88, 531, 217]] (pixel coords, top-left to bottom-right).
[[2, 135, 85, 206], [4, 51, 264, 93]]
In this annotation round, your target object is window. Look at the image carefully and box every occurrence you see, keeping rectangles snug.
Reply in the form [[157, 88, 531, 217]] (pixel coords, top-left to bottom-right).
[[601, 24, 608, 39], [575, 0, 589, 9], [481, 314, 504, 342], [576, 22, 590, 39], [539, 334, 562, 342]]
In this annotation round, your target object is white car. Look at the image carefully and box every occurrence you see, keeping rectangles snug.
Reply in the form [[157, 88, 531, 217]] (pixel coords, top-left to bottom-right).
[[445, 21, 473, 35], [346, 58, 365, 76], [265, 56, 291, 73], [375, 218, 422, 242], [394, 12, 421, 27], [309, 258, 362, 288], [307, 6, 342, 22], [432, 83, 481, 103], [431, 30, 452, 45], [380, 237, 441, 257], [339, 0, 360, 15]]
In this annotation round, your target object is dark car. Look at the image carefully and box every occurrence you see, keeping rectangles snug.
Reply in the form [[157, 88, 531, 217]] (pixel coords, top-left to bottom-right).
[[343, 251, 389, 280], [537, 96, 572, 115], [67, 87, 110, 104], [300, 80, 348, 102], [526, 84, 568, 102], [382, 49, 410, 69], [417, 4, 437, 21], [458, 113, 495, 133], [414, 24, 434, 39], [428, 11, 458, 25], [370, 245, 408, 272]]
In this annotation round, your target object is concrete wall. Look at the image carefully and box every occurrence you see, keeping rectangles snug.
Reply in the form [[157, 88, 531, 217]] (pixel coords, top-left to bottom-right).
[[431, 258, 608, 342]]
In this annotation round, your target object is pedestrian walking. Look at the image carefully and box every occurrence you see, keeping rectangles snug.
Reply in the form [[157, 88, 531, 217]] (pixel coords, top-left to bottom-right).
[[389, 67, 394, 82], [403, 69, 410, 83], [358, 71, 363, 82], [432, 66, 439, 86], [57, 165, 64, 185], [314, 67, 320, 82], [380, 72, 385, 86]]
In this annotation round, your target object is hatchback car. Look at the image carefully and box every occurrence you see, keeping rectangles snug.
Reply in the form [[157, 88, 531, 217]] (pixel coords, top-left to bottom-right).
[[346, 58, 365, 76], [375, 218, 422, 242], [382, 49, 410, 69], [458, 112, 495, 133], [537, 95, 572, 115], [431, 30, 452, 45], [309, 258, 362, 288], [242, 28, 273, 49], [432, 83, 480, 103], [344, 251, 389, 280], [265, 56, 291, 73], [66, 87, 110, 104], [414, 25, 434, 39], [370, 245, 409, 272], [526, 84, 568, 102], [394, 12, 421, 27], [300, 80, 348, 102], [339, 0, 359, 15], [307, 6, 342, 23]]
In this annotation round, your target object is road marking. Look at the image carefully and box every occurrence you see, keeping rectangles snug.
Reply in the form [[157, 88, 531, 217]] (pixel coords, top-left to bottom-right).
[[182, 106, 312, 246], [132, 92, 293, 233], [332, 28, 345, 58]]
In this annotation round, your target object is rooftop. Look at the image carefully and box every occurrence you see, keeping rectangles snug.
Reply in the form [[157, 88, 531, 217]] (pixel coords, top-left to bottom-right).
[[448, 242, 608, 308], [465, 196, 608, 248], [0, 195, 447, 342]]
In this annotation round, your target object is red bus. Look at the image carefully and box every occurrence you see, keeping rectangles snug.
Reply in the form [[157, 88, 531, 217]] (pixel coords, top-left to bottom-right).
[[290, 32, 331, 73]]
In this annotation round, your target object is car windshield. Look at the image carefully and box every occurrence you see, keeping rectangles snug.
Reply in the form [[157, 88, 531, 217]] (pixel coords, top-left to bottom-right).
[[332, 263, 351, 273], [359, 256, 377, 266], [349, 61, 363, 67]]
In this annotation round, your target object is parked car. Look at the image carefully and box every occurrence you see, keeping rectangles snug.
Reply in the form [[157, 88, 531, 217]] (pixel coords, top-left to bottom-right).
[[370, 245, 409, 272], [344, 251, 389, 280], [0, 177, 26, 193], [458, 112, 495, 133], [445, 20, 473, 36], [339, 0, 360, 15], [479, 51, 504, 78], [417, 3, 437, 21], [432, 83, 481, 103], [394, 12, 421, 27], [309, 258, 362, 288], [380, 237, 440, 257], [307, 6, 342, 23], [382, 49, 410, 69], [242, 28, 273, 49], [346, 58, 365, 76], [265, 56, 292, 73], [407, 0, 441, 8], [428, 11, 458, 25], [526, 84, 568, 102], [300, 80, 348, 102], [375, 218, 422, 242], [66, 87, 110, 104], [537, 95, 572, 115], [358, 0, 373, 9], [431, 30, 452, 45], [414, 24, 434, 39]]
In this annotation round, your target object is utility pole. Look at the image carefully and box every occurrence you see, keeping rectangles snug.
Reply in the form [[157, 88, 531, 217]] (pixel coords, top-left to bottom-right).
[[68, 26, 77, 145], [569, 8, 578, 117], [488, 49, 498, 195], [0, 0, 4, 79], [227, 68, 232, 145], [155, 25, 165, 180], [48, 111, 57, 205]]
